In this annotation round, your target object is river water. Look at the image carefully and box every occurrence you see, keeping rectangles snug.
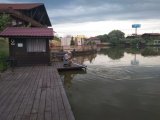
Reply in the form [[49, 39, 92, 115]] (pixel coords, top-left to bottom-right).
[[60, 47, 160, 120]]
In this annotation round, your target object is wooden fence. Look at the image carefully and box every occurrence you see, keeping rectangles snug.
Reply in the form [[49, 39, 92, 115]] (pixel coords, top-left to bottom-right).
[[50, 45, 97, 52]]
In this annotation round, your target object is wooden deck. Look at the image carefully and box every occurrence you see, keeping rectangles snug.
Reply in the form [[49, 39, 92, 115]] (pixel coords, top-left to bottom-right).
[[0, 66, 75, 120]]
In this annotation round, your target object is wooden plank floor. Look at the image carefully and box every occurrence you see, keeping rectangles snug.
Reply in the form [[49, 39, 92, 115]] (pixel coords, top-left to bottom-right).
[[0, 66, 75, 120]]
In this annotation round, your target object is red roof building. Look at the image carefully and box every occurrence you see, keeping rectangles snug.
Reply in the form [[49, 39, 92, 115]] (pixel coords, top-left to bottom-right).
[[0, 27, 54, 66], [0, 27, 54, 38], [0, 3, 54, 66]]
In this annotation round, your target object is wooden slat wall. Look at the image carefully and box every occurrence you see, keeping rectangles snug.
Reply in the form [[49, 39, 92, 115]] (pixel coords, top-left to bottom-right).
[[9, 38, 50, 66]]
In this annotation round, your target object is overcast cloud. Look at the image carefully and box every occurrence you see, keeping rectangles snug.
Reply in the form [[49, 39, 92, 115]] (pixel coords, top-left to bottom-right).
[[47, 0, 160, 24], [1, 0, 160, 36], [1, 0, 160, 24]]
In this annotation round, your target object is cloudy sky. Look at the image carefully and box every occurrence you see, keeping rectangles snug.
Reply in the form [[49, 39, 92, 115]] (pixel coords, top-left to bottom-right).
[[1, 0, 160, 37]]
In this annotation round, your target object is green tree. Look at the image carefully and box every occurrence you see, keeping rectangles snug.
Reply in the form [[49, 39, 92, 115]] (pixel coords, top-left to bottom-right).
[[0, 14, 10, 31], [108, 30, 125, 45], [54, 36, 61, 41], [97, 34, 109, 43], [125, 37, 145, 47], [70, 37, 75, 46]]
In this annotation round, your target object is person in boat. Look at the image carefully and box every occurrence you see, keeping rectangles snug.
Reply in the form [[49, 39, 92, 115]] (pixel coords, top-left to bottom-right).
[[63, 51, 72, 66], [72, 49, 76, 57]]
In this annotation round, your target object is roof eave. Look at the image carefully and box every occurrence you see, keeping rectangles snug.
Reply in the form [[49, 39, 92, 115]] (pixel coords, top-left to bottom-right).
[[0, 35, 54, 39]]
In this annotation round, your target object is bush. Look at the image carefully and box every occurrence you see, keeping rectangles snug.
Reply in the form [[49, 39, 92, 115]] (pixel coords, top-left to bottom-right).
[[0, 38, 9, 72], [0, 14, 10, 31], [0, 52, 8, 72]]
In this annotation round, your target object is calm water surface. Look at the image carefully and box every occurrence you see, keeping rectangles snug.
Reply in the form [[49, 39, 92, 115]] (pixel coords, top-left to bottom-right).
[[59, 47, 160, 120]]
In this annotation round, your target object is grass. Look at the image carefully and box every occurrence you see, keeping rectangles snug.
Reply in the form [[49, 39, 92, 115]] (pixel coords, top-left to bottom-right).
[[0, 38, 9, 72]]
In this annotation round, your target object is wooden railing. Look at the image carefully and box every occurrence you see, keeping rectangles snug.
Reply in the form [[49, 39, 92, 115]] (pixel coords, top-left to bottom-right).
[[50, 45, 97, 62], [50, 45, 97, 52]]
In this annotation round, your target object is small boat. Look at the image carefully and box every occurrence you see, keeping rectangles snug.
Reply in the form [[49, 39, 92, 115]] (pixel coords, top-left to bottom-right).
[[58, 62, 87, 71]]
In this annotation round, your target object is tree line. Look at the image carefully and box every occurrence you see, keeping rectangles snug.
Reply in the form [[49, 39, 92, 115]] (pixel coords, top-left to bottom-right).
[[97, 30, 125, 45], [96, 30, 152, 46]]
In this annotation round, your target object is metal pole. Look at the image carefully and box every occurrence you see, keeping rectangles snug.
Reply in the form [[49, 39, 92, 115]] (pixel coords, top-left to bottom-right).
[[135, 28, 137, 35]]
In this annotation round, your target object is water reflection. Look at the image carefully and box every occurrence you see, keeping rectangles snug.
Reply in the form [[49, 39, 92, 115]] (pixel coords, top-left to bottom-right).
[[99, 47, 160, 58], [141, 47, 160, 56], [99, 47, 124, 59], [59, 70, 87, 89], [74, 53, 97, 64], [60, 47, 160, 120], [72, 47, 160, 66], [131, 54, 139, 65]]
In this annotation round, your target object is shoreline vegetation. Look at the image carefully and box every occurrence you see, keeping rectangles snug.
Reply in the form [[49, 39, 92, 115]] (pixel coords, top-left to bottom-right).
[[96, 30, 160, 47], [0, 14, 10, 71], [0, 38, 9, 72]]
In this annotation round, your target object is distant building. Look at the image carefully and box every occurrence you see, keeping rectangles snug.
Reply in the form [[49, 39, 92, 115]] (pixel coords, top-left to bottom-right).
[[74, 35, 86, 46], [142, 33, 160, 45], [86, 37, 101, 45], [61, 35, 72, 46], [61, 35, 87, 46], [126, 34, 142, 39]]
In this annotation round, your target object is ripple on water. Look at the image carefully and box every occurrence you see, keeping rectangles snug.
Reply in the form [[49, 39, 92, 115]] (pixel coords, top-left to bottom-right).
[[60, 63, 160, 120]]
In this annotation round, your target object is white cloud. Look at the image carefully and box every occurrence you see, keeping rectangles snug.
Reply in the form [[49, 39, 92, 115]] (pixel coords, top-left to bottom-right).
[[53, 19, 160, 37]]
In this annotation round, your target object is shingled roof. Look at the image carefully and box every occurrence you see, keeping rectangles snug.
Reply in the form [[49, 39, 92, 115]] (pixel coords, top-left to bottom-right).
[[0, 27, 54, 38], [0, 3, 43, 10], [142, 33, 160, 36]]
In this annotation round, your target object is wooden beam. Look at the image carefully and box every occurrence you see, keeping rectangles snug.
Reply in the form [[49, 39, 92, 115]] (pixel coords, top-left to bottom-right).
[[32, 8, 38, 18], [39, 13, 45, 22]]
